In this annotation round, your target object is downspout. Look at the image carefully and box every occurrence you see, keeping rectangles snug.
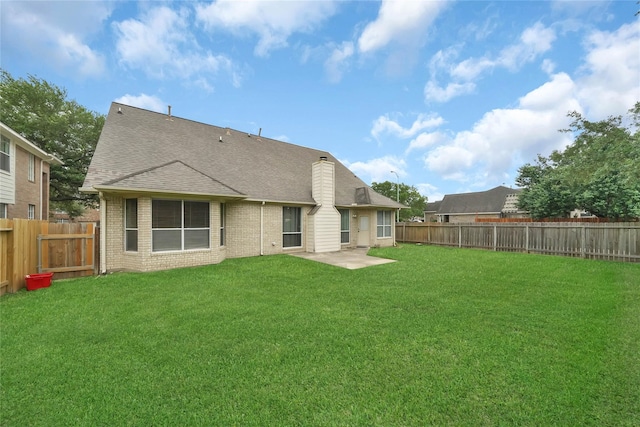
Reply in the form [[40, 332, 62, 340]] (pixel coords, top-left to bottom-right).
[[39, 159, 44, 219], [99, 192, 107, 274], [260, 201, 265, 255]]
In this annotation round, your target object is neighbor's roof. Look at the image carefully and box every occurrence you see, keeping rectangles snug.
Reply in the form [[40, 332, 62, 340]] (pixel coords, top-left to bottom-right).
[[436, 186, 522, 215], [82, 103, 403, 208], [0, 121, 63, 165]]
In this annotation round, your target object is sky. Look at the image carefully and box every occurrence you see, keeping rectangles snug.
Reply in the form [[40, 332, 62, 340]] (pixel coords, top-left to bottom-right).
[[1, 1, 639, 202]]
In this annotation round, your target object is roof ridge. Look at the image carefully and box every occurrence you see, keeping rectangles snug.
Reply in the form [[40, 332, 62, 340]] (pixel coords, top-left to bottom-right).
[[111, 102, 330, 153], [104, 159, 244, 195]]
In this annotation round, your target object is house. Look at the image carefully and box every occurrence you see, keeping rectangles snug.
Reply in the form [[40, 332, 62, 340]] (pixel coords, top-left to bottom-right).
[[423, 200, 442, 222], [81, 103, 404, 273], [427, 186, 528, 223], [0, 122, 63, 219]]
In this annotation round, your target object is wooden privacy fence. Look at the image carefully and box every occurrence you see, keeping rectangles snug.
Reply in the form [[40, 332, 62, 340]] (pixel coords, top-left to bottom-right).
[[0, 219, 98, 295], [396, 222, 640, 262]]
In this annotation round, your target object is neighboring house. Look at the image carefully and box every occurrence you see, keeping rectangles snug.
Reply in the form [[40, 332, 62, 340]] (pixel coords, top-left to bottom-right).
[[423, 200, 442, 222], [51, 208, 101, 224], [81, 103, 404, 273], [0, 122, 63, 220], [427, 186, 528, 223]]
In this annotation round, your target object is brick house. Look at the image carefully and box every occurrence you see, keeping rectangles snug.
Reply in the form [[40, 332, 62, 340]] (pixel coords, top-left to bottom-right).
[[428, 186, 528, 223], [0, 122, 63, 220], [81, 103, 404, 273]]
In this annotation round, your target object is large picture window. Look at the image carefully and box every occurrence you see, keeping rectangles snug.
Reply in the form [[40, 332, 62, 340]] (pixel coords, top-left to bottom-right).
[[1, 136, 10, 172], [282, 206, 302, 248], [377, 210, 392, 238], [125, 199, 138, 252], [152, 200, 210, 252], [339, 209, 350, 244]]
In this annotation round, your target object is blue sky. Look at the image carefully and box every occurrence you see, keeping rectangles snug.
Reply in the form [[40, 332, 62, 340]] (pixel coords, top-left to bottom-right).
[[1, 1, 638, 202]]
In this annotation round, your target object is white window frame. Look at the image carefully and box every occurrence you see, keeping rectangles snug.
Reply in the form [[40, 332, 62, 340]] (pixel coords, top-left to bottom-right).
[[377, 210, 392, 238], [28, 204, 35, 220], [339, 209, 350, 244], [282, 206, 302, 248], [0, 135, 10, 173], [124, 198, 138, 252], [28, 153, 35, 182], [0, 203, 7, 219], [219, 202, 226, 247], [152, 199, 210, 252]]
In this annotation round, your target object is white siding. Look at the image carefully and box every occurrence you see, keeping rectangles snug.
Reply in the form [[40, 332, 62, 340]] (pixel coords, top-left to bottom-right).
[[310, 160, 340, 253], [0, 139, 15, 204]]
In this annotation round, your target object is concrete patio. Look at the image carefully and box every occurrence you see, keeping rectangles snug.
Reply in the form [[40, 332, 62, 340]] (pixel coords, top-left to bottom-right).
[[290, 248, 396, 270]]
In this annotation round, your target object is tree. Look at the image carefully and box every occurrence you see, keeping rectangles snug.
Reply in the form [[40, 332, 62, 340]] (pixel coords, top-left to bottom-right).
[[516, 103, 640, 220], [0, 70, 105, 214], [371, 181, 427, 221]]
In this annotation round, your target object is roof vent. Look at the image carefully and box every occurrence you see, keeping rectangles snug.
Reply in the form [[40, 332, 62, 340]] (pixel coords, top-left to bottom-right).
[[166, 105, 173, 121], [219, 136, 223, 142]]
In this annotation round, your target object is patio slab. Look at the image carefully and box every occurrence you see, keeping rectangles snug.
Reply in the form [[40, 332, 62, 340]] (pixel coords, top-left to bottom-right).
[[290, 247, 396, 270]]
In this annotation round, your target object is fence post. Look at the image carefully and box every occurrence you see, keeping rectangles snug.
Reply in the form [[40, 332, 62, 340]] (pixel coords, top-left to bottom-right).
[[493, 225, 497, 251], [458, 225, 462, 248], [580, 226, 586, 258], [525, 224, 529, 253]]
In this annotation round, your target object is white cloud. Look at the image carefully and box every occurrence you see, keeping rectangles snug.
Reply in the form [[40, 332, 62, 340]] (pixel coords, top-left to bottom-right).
[[114, 94, 166, 113], [371, 113, 444, 141], [324, 42, 354, 83], [423, 72, 579, 181], [195, 0, 338, 57], [406, 131, 449, 154], [0, 1, 110, 77], [358, 0, 448, 53], [576, 22, 640, 119], [113, 6, 238, 86], [426, 22, 556, 103], [342, 156, 407, 184], [416, 183, 443, 202], [424, 80, 476, 103]]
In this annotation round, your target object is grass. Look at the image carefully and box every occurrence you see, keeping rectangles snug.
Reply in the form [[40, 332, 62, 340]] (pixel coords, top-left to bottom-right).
[[1, 245, 639, 426]]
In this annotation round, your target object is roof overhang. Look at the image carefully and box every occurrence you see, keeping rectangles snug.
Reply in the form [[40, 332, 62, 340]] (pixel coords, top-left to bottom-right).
[[0, 122, 63, 165], [87, 184, 248, 200]]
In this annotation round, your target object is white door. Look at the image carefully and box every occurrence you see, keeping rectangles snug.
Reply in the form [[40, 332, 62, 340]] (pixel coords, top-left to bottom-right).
[[357, 215, 370, 247]]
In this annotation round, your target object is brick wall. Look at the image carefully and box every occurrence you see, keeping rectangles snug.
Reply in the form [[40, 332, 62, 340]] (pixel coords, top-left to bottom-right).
[[8, 146, 49, 219]]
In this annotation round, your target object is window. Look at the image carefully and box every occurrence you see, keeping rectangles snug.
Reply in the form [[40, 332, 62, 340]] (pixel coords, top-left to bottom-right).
[[28, 153, 35, 181], [377, 210, 392, 238], [28, 204, 35, 220], [0, 203, 7, 219], [282, 206, 302, 248], [152, 199, 210, 252], [1, 135, 10, 172], [339, 209, 350, 244], [125, 199, 138, 252], [219, 203, 226, 247]]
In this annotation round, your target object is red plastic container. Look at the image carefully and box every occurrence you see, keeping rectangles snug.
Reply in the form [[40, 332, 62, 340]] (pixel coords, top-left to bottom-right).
[[25, 273, 54, 291]]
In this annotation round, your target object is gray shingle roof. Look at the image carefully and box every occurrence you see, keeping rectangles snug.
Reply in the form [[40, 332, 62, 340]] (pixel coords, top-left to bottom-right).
[[436, 186, 522, 214], [82, 103, 403, 208]]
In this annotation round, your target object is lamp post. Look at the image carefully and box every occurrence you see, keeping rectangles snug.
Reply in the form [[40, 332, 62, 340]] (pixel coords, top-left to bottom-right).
[[390, 170, 399, 222]]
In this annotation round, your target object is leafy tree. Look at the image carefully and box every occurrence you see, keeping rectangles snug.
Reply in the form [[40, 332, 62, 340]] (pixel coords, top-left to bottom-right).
[[0, 69, 105, 213], [371, 181, 427, 221], [517, 103, 640, 220]]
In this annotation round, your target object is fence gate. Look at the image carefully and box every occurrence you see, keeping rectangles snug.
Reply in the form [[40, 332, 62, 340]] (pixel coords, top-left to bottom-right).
[[37, 223, 96, 279]]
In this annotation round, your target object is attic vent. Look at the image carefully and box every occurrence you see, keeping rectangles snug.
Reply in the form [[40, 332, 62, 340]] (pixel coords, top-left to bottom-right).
[[226, 128, 231, 136], [320, 156, 328, 161]]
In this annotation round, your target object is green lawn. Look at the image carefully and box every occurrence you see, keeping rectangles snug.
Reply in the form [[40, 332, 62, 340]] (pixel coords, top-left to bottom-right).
[[1, 245, 638, 426]]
